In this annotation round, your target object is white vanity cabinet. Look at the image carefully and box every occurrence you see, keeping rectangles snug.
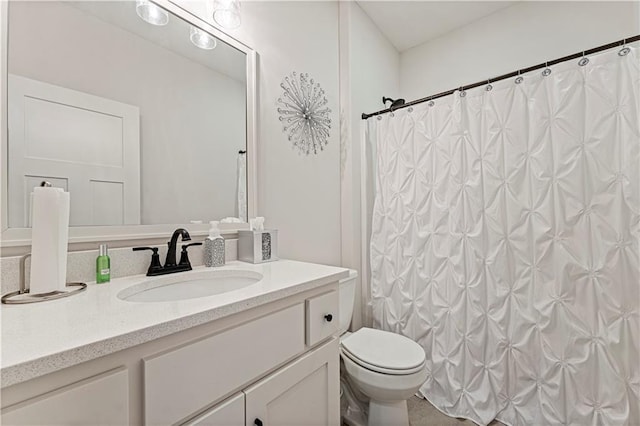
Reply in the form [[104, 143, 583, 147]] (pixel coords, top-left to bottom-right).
[[1, 368, 129, 425], [186, 339, 339, 426], [144, 304, 306, 425], [1, 286, 341, 426]]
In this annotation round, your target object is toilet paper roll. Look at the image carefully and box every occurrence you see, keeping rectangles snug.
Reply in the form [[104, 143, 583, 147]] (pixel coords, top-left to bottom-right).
[[29, 187, 70, 294]]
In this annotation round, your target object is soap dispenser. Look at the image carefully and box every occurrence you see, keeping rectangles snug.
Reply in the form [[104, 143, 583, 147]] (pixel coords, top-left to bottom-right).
[[203, 221, 225, 267]]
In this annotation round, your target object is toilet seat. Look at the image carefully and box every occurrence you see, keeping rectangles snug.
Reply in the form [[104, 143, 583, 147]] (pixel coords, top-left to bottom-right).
[[340, 328, 426, 376], [341, 347, 426, 375]]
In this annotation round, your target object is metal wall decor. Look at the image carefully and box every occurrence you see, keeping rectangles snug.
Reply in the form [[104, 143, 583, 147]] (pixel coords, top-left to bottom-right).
[[277, 72, 331, 155]]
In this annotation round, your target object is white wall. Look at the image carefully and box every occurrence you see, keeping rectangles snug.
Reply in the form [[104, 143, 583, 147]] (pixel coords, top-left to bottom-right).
[[400, 1, 640, 99], [179, 0, 342, 265], [340, 2, 399, 328], [8, 1, 245, 225]]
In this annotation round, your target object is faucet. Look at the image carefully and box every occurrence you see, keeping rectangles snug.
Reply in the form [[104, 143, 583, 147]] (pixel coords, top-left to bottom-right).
[[165, 228, 191, 268], [133, 228, 202, 276]]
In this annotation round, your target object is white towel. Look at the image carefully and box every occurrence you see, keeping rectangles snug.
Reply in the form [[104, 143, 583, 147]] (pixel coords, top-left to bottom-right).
[[237, 152, 247, 222]]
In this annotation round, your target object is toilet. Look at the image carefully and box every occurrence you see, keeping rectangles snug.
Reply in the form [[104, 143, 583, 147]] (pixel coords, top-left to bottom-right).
[[338, 271, 428, 426]]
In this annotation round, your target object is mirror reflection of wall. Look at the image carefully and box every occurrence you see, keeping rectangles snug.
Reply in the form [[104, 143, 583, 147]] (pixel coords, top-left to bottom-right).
[[7, 0, 248, 227]]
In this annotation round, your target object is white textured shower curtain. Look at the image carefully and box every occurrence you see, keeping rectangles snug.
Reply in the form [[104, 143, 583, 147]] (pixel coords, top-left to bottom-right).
[[369, 44, 639, 426]]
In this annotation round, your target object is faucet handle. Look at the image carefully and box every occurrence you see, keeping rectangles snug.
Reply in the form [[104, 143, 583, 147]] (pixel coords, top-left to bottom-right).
[[132, 246, 163, 276], [181, 242, 203, 249], [179, 242, 203, 268]]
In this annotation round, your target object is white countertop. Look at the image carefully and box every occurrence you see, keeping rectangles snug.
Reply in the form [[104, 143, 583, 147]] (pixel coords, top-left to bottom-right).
[[1, 260, 349, 387]]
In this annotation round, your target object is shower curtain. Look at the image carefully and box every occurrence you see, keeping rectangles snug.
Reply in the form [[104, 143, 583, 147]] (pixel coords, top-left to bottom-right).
[[368, 43, 639, 426]]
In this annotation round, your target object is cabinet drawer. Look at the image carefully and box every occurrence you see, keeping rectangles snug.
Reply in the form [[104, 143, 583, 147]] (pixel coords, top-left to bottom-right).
[[1, 368, 128, 426], [144, 303, 305, 425], [306, 291, 339, 346]]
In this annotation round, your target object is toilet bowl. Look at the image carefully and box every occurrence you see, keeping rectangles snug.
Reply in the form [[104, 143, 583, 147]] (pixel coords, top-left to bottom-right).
[[338, 271, 427, 426]]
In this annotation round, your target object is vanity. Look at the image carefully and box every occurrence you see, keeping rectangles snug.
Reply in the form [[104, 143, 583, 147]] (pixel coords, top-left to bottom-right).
[[1, 260, 348, 425]]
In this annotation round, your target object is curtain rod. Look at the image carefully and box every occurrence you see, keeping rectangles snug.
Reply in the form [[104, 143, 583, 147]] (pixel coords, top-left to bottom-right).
[[361, 34, 640, 120]]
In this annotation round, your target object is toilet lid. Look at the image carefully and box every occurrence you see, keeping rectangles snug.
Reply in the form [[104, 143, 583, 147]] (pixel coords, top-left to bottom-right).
[[340, 328, 426, 374]]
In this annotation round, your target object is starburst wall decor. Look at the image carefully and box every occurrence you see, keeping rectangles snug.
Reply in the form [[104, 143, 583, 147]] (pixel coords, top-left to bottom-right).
[[277, 72, 331, 155]]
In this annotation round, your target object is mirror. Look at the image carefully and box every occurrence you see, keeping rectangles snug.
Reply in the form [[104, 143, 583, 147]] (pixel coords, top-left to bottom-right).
[[4, 0, 251, 232]]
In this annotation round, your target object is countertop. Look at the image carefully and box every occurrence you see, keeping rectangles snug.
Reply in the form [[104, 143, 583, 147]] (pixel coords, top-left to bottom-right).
[[1, 259, 349, 387]]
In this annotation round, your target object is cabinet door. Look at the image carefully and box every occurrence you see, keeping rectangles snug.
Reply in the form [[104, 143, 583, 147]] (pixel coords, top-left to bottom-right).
[[1, 368, 129, 426], [244, 338, 339, 426], [184, 393, 244, 426]]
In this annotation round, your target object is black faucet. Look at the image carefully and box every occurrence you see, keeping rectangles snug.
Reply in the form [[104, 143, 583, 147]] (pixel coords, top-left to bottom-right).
[[165, 228, 191, 268], [133, 228, 202, 276]]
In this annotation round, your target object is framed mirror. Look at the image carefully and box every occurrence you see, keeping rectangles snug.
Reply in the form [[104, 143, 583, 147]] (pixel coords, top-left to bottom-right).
[[0, 0, 257, 248]]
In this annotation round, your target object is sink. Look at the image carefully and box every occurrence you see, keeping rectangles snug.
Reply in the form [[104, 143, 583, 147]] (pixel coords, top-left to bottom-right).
[[117, 269, 263, 302]]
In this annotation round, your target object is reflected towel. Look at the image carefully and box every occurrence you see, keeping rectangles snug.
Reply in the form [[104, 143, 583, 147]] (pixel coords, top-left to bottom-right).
[[237, 152, 247, 222]]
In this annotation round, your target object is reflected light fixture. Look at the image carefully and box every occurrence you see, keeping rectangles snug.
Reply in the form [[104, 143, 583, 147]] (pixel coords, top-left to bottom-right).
[[190, 26, 217, 50], [212, 0, 241, 29], [136, 0, 169, 26]]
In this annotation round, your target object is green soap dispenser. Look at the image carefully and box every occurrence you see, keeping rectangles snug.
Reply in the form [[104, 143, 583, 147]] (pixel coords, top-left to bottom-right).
[[96, 244, 111, 283]]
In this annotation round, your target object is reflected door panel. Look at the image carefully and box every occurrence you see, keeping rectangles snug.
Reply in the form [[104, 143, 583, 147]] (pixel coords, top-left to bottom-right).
[[8, 74, 140, 227]]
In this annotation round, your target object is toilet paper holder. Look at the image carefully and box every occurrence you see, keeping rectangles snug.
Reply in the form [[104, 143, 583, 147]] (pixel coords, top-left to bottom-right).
[[1, 254, 87, 305]]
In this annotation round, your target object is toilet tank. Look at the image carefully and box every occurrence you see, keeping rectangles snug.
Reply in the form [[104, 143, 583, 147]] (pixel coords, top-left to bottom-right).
[[338, 270, 358, 334]]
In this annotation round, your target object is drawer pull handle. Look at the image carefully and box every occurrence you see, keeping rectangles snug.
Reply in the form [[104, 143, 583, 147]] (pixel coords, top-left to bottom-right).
[[254, 419, 263, 426], [324, 314, 333, 322]]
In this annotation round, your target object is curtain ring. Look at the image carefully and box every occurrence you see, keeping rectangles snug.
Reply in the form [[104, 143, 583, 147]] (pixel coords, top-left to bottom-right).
[[619, 39, 631, 56], [459, 86, 466, 97], [515, 71, 523, 84], [486, 79, 493, 91], [428, 96, 435, 107], [578, 51, 589, 67], [542, 62, 552, 77]]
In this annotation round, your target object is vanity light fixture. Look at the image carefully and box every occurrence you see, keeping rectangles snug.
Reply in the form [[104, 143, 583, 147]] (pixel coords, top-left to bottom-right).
[[190, 26, 217, 50], [212, 0, 241, 29], [136, 0, 169, 26]]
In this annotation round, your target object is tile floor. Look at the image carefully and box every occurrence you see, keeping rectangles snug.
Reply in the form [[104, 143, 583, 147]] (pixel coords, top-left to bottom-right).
[[407, 396, 504, 426]]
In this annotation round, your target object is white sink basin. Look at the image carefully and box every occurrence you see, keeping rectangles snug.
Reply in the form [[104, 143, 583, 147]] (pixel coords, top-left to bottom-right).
[[117, 269, 263, 302]]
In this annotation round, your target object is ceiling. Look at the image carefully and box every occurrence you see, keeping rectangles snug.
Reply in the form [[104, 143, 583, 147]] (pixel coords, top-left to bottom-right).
[[357, 1, 517, 52]]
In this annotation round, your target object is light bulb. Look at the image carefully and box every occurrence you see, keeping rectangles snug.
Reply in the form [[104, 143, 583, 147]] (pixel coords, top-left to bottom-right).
[[136, 0, 169, 26], [190, 26, 217, 50], [213, 0, 240, 29]]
